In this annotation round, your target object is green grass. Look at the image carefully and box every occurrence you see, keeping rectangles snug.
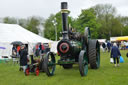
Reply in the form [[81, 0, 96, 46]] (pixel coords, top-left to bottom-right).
[[0, 50, 128, 85]]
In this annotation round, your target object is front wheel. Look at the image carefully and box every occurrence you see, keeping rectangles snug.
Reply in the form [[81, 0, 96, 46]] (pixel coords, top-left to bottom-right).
[[79, 50, 88, 76], [25, 68, 29, 76], [44, 52, 56, 76]]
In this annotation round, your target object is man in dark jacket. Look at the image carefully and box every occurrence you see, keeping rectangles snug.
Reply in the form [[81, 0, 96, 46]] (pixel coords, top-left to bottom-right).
[[19, 45, 28, 72], [107, 41, 111, 52], [102, 42, 106, 52], [111, 43, 121, 67]]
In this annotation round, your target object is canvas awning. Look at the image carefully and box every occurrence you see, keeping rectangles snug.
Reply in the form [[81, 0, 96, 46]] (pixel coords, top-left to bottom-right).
[[116, 36, 128, 41]]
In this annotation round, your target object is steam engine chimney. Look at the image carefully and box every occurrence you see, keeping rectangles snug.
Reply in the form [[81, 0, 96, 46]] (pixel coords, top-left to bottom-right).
[[61, 2, 69, 39]]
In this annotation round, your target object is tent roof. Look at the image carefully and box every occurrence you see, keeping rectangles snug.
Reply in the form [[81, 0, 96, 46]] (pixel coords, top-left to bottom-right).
[[97, 39, 106, 43], [116, 36, 128, 41], [110, 37, 117, 42], [110, 36, 128, 42], [0, 23, 53, 43]]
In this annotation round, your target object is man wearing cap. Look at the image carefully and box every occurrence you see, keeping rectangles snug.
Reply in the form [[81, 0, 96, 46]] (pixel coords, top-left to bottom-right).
[[19, 44, 28, 72]]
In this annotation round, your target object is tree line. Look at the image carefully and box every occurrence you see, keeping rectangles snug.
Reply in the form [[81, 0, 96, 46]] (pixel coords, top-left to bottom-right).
[[2, 16, 44, 35], [44, 4, 128, 40], [2, 4, 128, 40]]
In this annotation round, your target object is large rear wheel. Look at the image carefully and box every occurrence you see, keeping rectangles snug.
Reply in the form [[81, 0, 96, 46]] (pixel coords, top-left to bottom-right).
[[88, 40, 100, 69], [44, 52, 56, 76]]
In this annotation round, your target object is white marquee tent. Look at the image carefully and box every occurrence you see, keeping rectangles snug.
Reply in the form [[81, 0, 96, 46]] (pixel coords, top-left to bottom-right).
[[0, 23, 53, 59]]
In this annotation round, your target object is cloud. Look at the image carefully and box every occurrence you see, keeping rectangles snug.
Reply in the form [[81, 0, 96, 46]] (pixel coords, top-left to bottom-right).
[[0, 0, 127, 19]]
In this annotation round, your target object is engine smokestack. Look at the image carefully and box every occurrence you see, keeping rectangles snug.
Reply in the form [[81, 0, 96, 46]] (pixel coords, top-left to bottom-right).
[[61, 2, 69, 39]]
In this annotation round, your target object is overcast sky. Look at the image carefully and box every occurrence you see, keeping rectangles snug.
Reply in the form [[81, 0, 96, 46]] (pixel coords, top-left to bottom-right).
[[0, 0, 128, 19]]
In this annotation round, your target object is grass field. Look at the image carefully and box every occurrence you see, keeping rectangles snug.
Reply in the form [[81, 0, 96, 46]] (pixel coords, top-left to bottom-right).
[[0, 50, 128, 85]]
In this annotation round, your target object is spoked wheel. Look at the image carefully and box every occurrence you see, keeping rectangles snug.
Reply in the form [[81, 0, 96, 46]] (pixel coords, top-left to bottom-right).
[[79, 50, 88, 76], [44, 52, 56, 76], [62, 64, 73, 69], [25, 68, 29, 76], [35, 67, 39, 76], [88, 40, 100, 69]]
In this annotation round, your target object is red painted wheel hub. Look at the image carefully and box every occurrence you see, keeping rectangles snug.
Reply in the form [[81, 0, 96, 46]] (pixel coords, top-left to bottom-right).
[[59, 43, 69, 53], [35, 67, 39, 76], [25, 68, 29, 76]]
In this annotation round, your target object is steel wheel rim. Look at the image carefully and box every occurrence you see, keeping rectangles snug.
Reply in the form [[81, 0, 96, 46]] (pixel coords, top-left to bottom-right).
[[47, 54, 55, 75], [96, 42, 100, 68]]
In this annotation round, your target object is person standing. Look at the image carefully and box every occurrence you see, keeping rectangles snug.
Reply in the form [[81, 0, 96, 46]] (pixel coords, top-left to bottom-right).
[[19, 45, 28, 72], [107, 41, 111, 52], [17, 45, 21, 57], [12, 45, 17, 56], [102, 42, 106, 52], [35, 44, 39, 57], [111, 43, 121, 67], [12, 45, 17, 64]]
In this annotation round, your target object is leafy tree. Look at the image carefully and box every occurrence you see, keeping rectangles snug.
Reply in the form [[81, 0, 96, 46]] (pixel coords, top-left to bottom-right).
[[92, 4, 123, 39], [3, 17, 17, 24], [3, 16, 44, 35], [44, 12, 73, 40], [26, 16, 40, 34], [119, 16, 128, 36], [44, 14, 55, 40], [123, 26, 128, 35], [74, 8, 101, 38], [18, 18, 28, 28]]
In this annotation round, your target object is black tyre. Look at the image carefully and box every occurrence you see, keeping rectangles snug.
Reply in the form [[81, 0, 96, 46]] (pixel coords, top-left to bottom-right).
[[88, 40, 100, 69], [44, 52, 56, 76], [62, 64, 73, 69], [79, 50, 88, 76]]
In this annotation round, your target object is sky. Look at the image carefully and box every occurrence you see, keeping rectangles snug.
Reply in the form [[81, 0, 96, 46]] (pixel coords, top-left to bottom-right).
[[0, 0, 128, 19]]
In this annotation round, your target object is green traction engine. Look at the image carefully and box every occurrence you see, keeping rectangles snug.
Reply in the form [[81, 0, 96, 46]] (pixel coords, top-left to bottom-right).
[[43, 2, 100, 77]]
